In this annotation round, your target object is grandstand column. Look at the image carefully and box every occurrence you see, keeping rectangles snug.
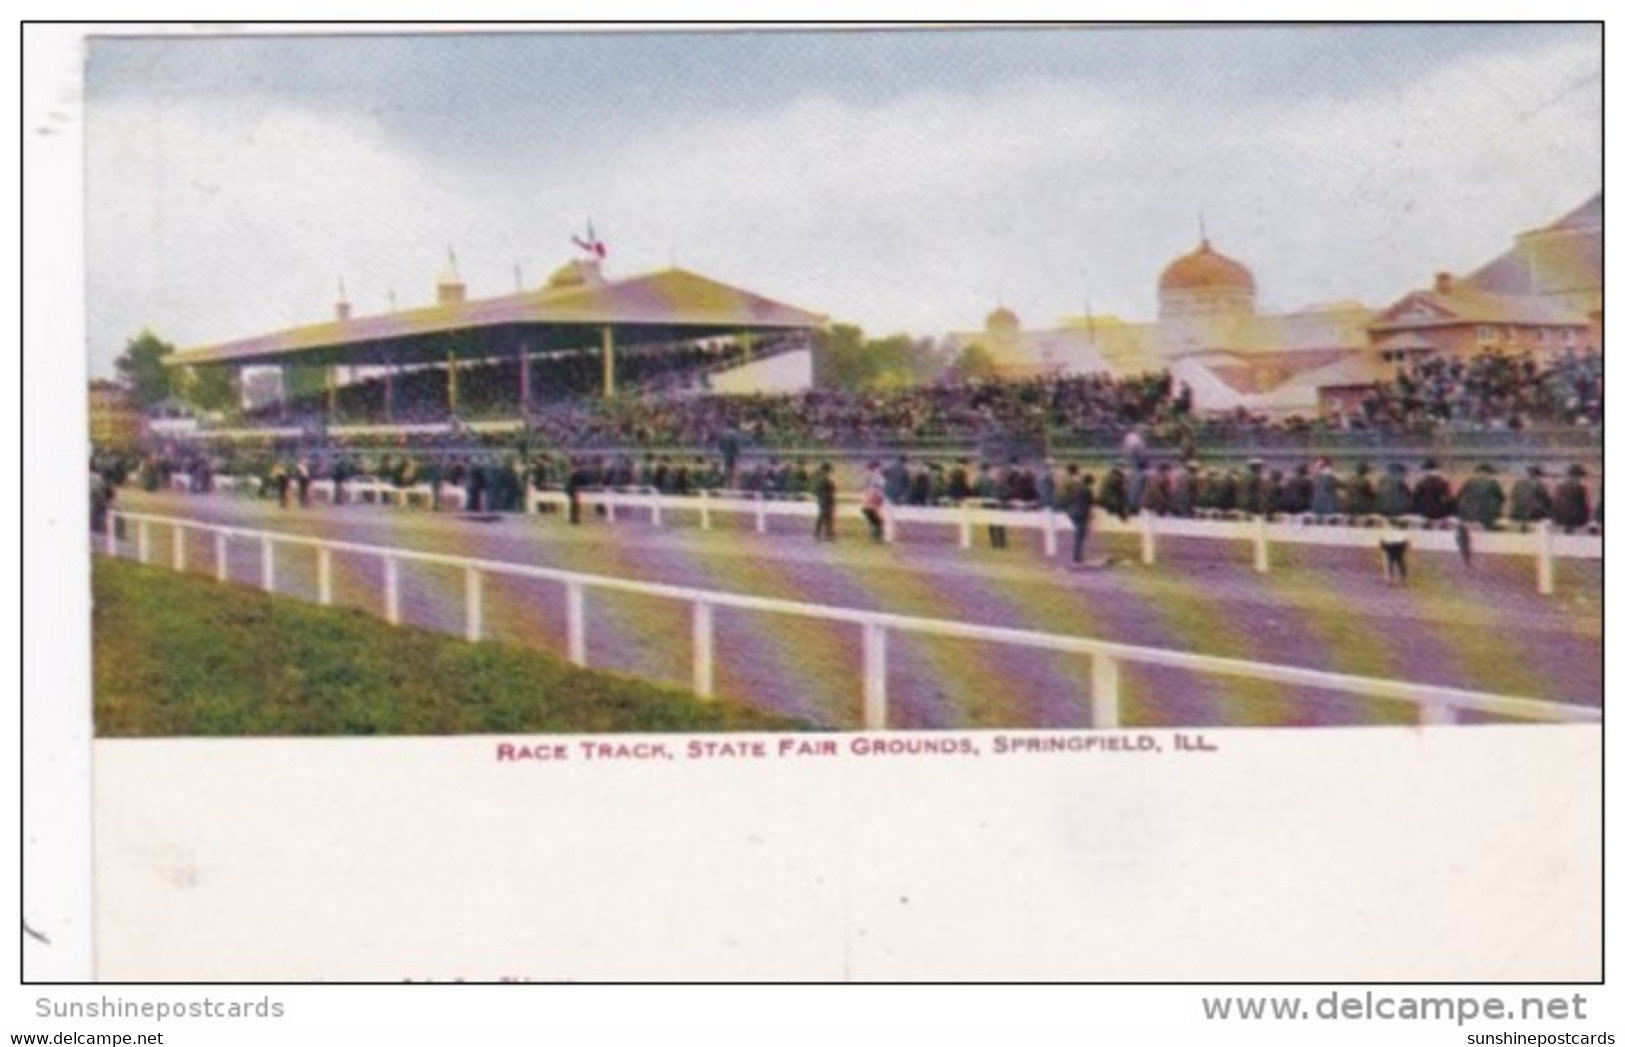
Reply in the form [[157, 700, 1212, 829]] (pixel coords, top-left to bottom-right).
[[738, 329, 754, 362], [447, 350, 459, 413], [519, 345, 532, 408], [384, 360, 396, 423], [326, 366, 337, 418], [601, 326, 616, 398]]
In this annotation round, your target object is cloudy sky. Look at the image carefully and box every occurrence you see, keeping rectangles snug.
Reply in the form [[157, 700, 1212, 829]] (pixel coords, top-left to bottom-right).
[[83, 24, 1600, 376]]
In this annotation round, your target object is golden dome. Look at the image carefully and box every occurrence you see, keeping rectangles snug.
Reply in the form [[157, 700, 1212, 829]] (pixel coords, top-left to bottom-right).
[[985, 305, 1020, 332], [1158, 239, 1256, 295]]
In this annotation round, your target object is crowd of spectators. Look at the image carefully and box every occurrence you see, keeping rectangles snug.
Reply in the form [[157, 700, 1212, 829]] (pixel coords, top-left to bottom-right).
[[240, 341, 777, 425], [219, 344, 1600, 460], [1358, 346, 1601, 430]]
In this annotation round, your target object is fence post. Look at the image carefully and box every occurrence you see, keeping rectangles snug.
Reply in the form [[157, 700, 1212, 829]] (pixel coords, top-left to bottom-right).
[[1536, 520, 1555, 595], [651, 490, 662, 528], [1139, 512, 1157, 566], [317, 546, 333, 606], [862, 622, 888, 730], [104, 512, 116, 556], [1043, 508, 1058, 557], [215, 532, 228, 582], [566, 581, 586, 666], [699, 490, 712, 532], [692, 600, 714, 698], [383, 555, 400, 625], [754, 492, 767, 534], [260, 536, 275, 592], [465, 566, 483, 642], [605, 492, 617, 524], [172, 525, 185, 571], [960, 503, 973, 549], [1420, 701, 1459, 726], [1253, 515, 1270, 573], [1091, 653, 1121, 729], [137, 520, 150, 564], [883, 506, 897, 544]]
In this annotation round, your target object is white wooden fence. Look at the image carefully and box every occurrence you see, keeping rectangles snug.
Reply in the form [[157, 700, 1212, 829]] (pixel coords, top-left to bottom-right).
[[102, 510, 1599, 729], [164, 475, 1600, 594], [522, 487, 1599, 596]]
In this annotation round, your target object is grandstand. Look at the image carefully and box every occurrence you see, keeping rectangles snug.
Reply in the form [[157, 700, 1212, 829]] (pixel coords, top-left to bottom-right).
[[167, 258, 827, 423]]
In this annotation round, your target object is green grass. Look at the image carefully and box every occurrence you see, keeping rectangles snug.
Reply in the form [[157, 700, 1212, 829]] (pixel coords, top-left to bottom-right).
[[93, 558, 812, 737]]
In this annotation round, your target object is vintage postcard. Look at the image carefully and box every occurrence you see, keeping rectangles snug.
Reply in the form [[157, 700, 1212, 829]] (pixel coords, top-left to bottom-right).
[[26, 22, 1603, 985]]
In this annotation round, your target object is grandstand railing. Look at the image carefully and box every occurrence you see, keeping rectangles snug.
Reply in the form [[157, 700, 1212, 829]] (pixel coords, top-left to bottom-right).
[[102, 509, 1598, 730]]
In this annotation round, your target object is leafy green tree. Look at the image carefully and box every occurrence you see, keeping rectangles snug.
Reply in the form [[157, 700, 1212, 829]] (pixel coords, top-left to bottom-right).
[[950, 342, 999, 381], [814, 325, 946, 391], [184, 365, 239, 412], [112, 329, 177, 406]]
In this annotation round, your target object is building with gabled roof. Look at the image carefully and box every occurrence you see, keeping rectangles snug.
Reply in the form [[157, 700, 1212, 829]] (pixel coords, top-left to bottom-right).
[[164, 258, 828, 417]]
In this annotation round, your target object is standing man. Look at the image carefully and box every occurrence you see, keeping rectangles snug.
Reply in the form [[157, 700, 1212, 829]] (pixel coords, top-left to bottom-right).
[[1553, 465, 1592, 533], [718, 427, 740, 489], [1509, 465, 1553, 526], [1065, 465, 1095, 566], [565, 457, 585, 526], [1412, 458, 1455, 523], [813, 462, 838, 542]]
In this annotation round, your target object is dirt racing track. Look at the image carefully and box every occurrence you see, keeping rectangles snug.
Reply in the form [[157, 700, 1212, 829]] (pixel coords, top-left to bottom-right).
[[106, 489, 1603, 730]]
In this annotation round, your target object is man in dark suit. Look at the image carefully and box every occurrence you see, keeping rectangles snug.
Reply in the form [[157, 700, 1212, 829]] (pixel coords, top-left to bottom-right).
[[1553, 464, 1592, 533], [1064, 466, 1095, 565], [1412, 459, 1455, 522]]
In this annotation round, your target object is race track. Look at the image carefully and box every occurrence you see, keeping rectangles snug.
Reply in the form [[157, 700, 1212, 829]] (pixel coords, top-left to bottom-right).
[[103, 489, 1603, 730]]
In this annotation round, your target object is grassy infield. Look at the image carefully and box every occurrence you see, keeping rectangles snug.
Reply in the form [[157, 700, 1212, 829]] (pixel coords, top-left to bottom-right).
[[93, 558, 808, 736]]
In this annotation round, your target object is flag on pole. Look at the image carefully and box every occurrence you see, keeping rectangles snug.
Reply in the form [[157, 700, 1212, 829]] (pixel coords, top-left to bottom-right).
[[572, 221, 607, 259]]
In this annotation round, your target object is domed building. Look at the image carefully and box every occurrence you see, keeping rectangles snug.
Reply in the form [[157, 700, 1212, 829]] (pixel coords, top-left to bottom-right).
[[1157, 238, 1257, 319], [946, 231, 1376, 415], [984, 304, 1020, 335]]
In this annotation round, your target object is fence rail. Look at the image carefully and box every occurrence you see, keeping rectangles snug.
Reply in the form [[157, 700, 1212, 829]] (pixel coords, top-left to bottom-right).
[[523, 487, 1599, 595], [163, 474, 1601, 594], [101, 510, 1599, 729]]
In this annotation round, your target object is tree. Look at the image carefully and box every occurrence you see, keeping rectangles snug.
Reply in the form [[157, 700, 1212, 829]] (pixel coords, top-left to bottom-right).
[[184, 365, 239, 412], [950, 342, 999, 381], [814, 325, 947, 391], [113, 329, 177, 406]]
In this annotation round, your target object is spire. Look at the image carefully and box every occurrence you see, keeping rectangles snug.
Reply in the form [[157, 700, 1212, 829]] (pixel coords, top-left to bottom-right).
[[1198, 212, 1209, 249], [334, 277, 352, 321], [437, 248, 466, 305]]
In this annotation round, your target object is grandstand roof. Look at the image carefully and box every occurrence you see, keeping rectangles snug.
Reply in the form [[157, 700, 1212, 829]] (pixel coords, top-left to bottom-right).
[[166, 267, 828, 370]]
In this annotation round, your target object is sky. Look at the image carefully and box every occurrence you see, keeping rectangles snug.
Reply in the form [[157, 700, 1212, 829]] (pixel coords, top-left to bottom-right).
[[81, 23, 1601, 377]]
